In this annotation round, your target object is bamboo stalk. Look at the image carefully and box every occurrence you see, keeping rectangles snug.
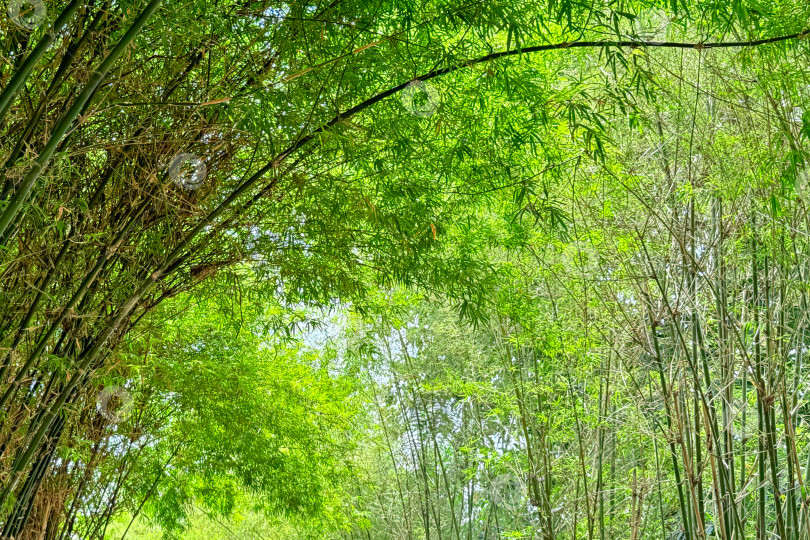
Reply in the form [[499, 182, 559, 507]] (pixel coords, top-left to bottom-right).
[[0, 0, 163, 241], [0, 0, 83, 127]]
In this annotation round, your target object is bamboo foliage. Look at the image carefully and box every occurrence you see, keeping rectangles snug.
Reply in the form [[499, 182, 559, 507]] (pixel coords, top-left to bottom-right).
[[0, 0, 806, 537], [335, 33, 810, 540]]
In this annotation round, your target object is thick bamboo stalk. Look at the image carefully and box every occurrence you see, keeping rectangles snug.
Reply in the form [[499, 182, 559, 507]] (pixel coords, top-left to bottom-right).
[[0, 0, 83, 127], [0, 0, 163, 241]]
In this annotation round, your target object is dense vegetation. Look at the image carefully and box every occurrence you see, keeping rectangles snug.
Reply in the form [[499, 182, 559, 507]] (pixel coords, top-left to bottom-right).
[[0, 0, 809, 538]]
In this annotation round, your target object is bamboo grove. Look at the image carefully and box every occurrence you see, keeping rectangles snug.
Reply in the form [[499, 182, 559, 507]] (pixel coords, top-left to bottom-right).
[[0, 0, 808, 538]]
